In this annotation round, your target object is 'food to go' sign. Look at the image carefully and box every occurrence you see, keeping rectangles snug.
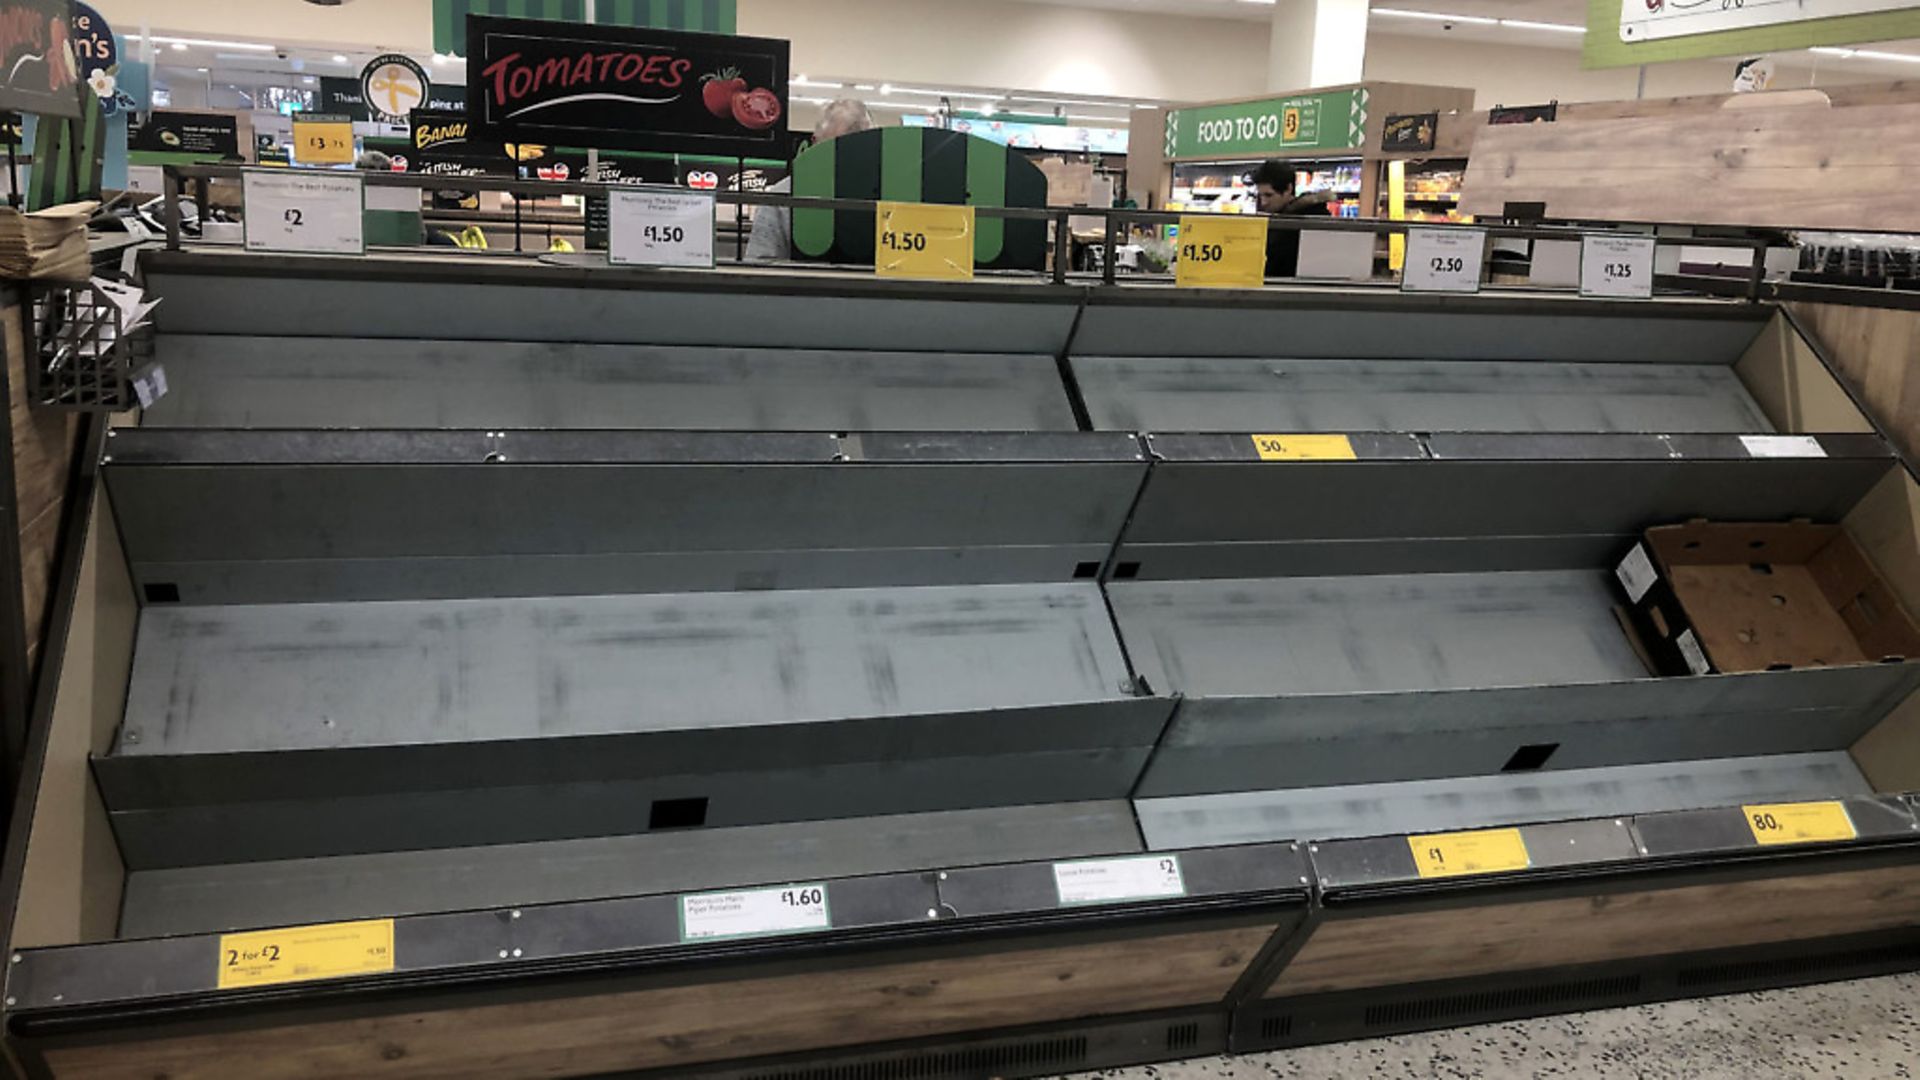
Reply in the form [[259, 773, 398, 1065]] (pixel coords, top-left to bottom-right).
[[1164, 87, 1369, 159]]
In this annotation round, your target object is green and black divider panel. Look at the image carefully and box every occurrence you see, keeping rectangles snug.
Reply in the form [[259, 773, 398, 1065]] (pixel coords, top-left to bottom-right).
[[791, 126, 1049, 271], [434, 1, 738, 55]]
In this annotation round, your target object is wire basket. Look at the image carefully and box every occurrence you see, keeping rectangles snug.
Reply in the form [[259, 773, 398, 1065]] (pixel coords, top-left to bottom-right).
[[24, 281, 147, 410]]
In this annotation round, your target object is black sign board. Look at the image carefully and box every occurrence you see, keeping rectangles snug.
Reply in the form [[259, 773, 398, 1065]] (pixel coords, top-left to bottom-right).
[[130, 110, 241, 158], [0, 0, 80, 117], [467, 16, 789, 158], [1381, 112, 1437, 153], [1489, 102, 1558, 126], [321, 76, 465, 123], [405, 107, 512, 174]]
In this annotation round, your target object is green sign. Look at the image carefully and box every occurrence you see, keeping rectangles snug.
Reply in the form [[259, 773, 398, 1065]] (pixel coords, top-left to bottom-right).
[[1164, 88, 1369, 160], [1584, 0, 1920, 68], [433, 0, 737, 57]]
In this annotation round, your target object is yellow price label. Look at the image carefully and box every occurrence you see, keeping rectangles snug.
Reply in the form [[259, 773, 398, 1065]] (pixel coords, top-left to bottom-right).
[[1251, 434, 1356, 461], [1743, 802, 1856, 846], [1176, 215, 1266, 289], [291, 116, 355, 165], [1408, 828, 1531, 879], [217, 919, 395, 990], [875, 201, 974, 281]]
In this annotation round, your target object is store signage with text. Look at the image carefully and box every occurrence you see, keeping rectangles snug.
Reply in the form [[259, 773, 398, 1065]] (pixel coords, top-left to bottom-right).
[[1580, 235, 1656, 299], [0, 0, 80, 118], [321, 76, 464, 123], [1382, 113, 1437, 152], [292, 113, 354, 165], [1621, 0, 1916, 43], [609, 187, 715, 268], [1164, 88, 1368, 159], [468, 16, 789, 158], [1402, 227, 1486, 293], [131, 110, 240, 159], [875, 201, 974, 281], [243, 170, 365, 256], [1175, 215, 1266, 289]]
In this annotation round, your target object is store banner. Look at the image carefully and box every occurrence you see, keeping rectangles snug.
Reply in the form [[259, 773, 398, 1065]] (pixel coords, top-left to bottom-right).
[[432, 0, 737, 58], [403, 107, 515, 175], [321, 76, 464, 123], [0, 0, 80, 117], [1163, 88, 1368, 160], [1586, 0, 1920, 68], [467, 16, 788, 158], [130, 110, 239, 159], [1381, 113, 1436, 153]]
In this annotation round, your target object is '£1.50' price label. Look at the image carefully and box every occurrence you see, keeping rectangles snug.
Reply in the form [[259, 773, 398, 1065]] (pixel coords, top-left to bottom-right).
[[1175, 215, 1266, 289], [875, 201, 974, 281], [609, 187, 715, 268]]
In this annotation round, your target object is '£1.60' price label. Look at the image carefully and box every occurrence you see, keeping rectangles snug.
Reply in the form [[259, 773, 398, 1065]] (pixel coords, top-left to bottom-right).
[[680, 883, 832, 942]]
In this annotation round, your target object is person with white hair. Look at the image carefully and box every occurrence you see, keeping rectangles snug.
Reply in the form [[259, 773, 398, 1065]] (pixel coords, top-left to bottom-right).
[[745, 98, 874, 262]]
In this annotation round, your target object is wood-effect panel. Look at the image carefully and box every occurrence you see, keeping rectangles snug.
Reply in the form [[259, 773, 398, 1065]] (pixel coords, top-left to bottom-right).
[[42, 922, 1278, 1080], [1460, 104, 1920, 231], [1789, 302, 1920, 468], [5, 300, 81, 682], [1267, 862, 1920, 998]]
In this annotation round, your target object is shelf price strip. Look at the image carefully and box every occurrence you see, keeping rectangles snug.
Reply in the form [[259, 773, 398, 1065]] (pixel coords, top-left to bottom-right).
[[1053, 855, 1187, 906], [875, 201, 974, 281], [1408, 828, 1531, 879], [1251, 434, 1356, 461], [1743, 802, 1857, 846], [679, 883, 832, 942], [216, 919, 395, 990], [1175, 214, 1266, 289]]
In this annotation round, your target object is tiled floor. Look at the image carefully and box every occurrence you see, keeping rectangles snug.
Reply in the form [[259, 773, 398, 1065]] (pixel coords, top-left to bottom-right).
[[1065, 973, 1920, 1079]]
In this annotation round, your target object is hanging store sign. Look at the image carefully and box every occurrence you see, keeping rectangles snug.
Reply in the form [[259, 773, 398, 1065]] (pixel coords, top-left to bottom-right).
[[1621, 0, 1917, 43], [467, 16, 789, 159], [1163, 87, 1368, 160], [0, 0, 80, 117], [361, 53, 432, 124], [130, 110, 240, 159], [322, 76, 463, 123], [1381, 112, 1436, 153]]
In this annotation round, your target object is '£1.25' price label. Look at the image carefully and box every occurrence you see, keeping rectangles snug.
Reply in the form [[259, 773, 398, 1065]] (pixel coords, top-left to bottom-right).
[[1580, 235, 1656, 299]]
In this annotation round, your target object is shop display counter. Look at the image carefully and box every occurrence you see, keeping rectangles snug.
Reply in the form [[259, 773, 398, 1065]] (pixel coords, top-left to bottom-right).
[[7, 250, 1920, 1078]]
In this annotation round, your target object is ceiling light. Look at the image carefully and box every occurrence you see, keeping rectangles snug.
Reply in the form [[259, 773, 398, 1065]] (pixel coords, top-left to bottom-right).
[[130, 34, 276, 51], [1065, 115, 1126, 124], [195, 66, 208, 73], [332, 54, 348, 64], [1499, 19, 1584, 33], [1852, 48, 1920, 62], [879, 83, 893, 94], [431, 53, 447, 64], [1373, 8, 1498, 26], [790, 76, 844, 88], [170, 42, 187, 51], [1810, 46, 1857, 56], [853, 83, 876, 91]]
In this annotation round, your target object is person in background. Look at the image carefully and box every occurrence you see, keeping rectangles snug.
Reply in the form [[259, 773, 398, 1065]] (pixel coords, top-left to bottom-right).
[[746, 98, 874, 262], [1252, 158, 1335, 278]]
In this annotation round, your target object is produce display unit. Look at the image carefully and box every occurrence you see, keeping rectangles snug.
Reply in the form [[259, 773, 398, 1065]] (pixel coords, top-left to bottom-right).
[[5, 247, 1920, 1079]]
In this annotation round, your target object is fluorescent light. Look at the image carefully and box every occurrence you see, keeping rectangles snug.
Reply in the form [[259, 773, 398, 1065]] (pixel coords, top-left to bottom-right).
[[1065, 115, 1126, 124], [1005, 94, 1131, 108], [1499, 19, 1584, 33], [853, 83, 876, 91], [791, 76, 844, 88], [431, 53, 447, 64], [332, 54, 348, 64], [129, 34, 275, 51], [1373, 8, 1498, 26], [879, 83, 893, 94], [1810, 46, 1857, 56], [170, 41, 187, 51], [979, 102, 996, 116], [792, 95, 834, 105], [1853, 49, 1920, 63]]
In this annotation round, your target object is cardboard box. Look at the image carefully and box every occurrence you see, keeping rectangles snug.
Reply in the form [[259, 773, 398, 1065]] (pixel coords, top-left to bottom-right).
[[1614, 520, 1920, 676]]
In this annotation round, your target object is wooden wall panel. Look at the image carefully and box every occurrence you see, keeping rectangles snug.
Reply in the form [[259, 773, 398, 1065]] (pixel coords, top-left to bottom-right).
[[1460, 103, 1920, 231], [1266, 863, 1920, 998], [5, 301, 81, 679], [41, 922, 1280, 1080], [1788, 302, 1920, 467]]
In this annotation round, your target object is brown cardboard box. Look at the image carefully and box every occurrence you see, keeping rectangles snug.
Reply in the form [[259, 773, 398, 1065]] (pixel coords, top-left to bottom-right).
[[1615, 519, 1920, 675]]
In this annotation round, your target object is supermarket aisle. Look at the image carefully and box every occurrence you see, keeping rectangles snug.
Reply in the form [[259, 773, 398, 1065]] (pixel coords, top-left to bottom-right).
[[1067, 973, 1920, 1079]]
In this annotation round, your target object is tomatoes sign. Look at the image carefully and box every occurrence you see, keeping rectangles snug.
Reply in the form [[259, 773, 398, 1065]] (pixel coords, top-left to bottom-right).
[[468, 16, 790, 159]]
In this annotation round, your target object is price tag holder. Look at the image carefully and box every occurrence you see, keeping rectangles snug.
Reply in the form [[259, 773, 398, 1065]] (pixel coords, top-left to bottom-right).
[[680, 883, 832, 943], [243, 170, 365, 255], [875, 201, 974, 281], [290, 113, 355, 166], [1402, 227, 1485, 293], [1580, 235, 1656, 299], [1251, 434, 1356, 461], [1744, 802, 1857, 846], [608, 187, 715, 268], [217, 919, 394, 990], [1054, 855, 1186, 906], [1175, 215, 1266, 289], [1408, 828, 1531, 879]]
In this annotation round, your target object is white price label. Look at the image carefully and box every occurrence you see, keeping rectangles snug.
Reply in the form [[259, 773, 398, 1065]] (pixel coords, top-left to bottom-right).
[[1402, 228, 1485, 293], [243, 170, 365, 255], [1581, 235, 1656, 299], [1676, 628, 1712, 676], [1054, 855, 1186, 906], [1616, 542, 1658, 603], [609, 188, 715, 268], [133, 365, 169, 409], [679, 884, 830, 942], [1740, 434, 1827, 459]]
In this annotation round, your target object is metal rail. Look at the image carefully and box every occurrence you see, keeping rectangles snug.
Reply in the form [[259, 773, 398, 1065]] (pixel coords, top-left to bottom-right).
[[159, 163, 1773, 298]]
